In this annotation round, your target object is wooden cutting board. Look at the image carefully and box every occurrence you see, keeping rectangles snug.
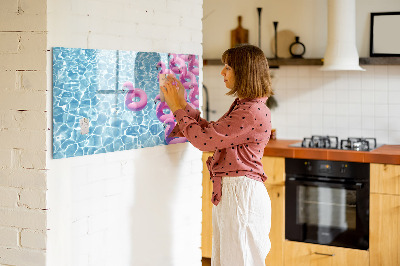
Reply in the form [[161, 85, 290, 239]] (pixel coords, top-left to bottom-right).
[[231, 16, 249, 48]]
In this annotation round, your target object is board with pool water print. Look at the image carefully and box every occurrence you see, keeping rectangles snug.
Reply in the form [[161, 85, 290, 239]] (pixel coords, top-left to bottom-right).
[[52, 47, 200, 159]]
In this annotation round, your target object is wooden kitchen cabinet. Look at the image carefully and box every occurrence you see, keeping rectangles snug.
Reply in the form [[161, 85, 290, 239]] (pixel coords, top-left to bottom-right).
[[261, 156, 285, 186], [202, 152, 213, 258], [370, 193, 400, 266], [201, 154, 286, 265], [284, 241, 369, 266], [264, 184, 285, 266], [262, 156, 285, 266], [370, 163, 400, 266], [370, 163, 400, 195]]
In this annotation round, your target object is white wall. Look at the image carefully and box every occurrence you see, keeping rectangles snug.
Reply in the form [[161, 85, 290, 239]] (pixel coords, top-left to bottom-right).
[[203, 0, 400, 58], [203, 0, 326, 59], [46, 0, 203, 266], [203, 0, 400, 145], [0, 0, 48, 265]]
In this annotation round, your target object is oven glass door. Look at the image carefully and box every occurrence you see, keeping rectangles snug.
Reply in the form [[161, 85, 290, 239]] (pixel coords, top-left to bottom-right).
[[298, 185, 356, 230], [286, 179, 369, 250]]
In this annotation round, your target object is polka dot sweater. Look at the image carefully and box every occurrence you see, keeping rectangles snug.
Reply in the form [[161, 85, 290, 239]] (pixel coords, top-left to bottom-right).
[[169, 97, 272, 206]]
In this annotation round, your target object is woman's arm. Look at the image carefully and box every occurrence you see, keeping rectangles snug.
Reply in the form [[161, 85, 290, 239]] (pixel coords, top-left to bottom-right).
[[161, 75, 211, 138], [172, 106, 257, 152]]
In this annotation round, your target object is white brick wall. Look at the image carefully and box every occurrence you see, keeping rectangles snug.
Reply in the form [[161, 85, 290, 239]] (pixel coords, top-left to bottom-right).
[[2, 0, 203, 264], [0, 169, 47, 189], [46, 1, 203, 266], [0, 187, 19, 208], [0, 247, 46, 266], [0, 227, 19, 247], [0, 0, 48, 265], [21, 229, 47, 250]]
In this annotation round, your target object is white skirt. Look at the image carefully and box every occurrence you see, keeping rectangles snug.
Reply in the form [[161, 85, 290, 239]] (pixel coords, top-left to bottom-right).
[[212, 176, 271, 266]]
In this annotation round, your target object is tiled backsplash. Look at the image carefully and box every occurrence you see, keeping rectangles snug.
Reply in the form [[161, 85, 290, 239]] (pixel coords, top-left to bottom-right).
[[203, 65, 400, 144]]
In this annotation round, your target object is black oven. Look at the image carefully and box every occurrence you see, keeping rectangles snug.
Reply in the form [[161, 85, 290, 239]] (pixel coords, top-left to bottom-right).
[[285, 158, 369, 250]]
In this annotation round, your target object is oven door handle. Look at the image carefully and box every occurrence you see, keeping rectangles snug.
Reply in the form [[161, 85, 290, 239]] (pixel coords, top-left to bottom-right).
[[287, 177, 364, 189]]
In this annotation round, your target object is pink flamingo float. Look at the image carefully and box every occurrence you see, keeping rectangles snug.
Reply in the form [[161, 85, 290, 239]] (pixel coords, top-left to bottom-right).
[[169, 53, 187, 74], [156, 62, 174, 76], [154, 95, 174, 123], [123, 81, 147, 111], [177, 54, 190, 61], [179, 67, 197, 90], [189, 86, 199, 108], [188, 54, 199, 76], [154, 54, 199, 145], [164, 117, 187, 144]]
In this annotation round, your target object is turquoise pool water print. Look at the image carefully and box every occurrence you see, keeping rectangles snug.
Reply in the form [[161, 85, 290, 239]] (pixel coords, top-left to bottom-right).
[[52, 47, 199, 159]]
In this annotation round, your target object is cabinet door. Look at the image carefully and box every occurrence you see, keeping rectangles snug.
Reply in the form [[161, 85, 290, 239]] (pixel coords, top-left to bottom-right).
[[370, 193, 400, 266], [264, 184, 284, 266], [261, 156, 285, 185], [284, 241, 369, 266], [202, 152, 213, 258], [370, 163, 400, 195]]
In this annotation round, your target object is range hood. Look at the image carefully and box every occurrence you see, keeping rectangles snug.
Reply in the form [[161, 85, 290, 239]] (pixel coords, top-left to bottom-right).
[[320, 0, 365, 71]]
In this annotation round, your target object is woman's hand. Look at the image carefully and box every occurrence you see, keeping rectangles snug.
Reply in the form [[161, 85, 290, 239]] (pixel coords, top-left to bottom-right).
[[161, 75, 187, 113]]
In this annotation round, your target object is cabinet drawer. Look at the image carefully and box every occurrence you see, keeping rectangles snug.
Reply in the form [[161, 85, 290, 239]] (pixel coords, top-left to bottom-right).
[[284, 241, 369, 266]]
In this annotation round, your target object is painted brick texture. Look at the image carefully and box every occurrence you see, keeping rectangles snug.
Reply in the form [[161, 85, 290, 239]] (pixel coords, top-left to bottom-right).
[[0, 227, 19, 247], [46, 0, 203, 266], [2, 0, 203, 265], [46, 0, 203, 265], [0, 0, 48, 265], [21, 229, 47, 249]]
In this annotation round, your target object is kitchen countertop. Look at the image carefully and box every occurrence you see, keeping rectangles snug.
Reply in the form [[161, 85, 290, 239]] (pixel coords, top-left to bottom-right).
[[263, 139, 400, 165]]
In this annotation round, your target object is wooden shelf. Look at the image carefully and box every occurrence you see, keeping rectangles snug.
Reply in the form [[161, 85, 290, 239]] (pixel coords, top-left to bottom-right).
[[359, 57, 400, 65], [268, 58, 323, 67], [203, 57, 400, 67], [203, 58, 323, 67], [202, 59, 223, 66]]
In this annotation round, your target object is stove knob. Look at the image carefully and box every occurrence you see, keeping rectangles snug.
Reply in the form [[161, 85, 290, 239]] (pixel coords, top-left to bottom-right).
[[305, 162, 312, 171], [340, 164, 347, 174]]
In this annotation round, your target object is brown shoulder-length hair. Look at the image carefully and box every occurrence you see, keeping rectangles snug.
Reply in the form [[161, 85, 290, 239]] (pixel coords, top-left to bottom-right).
[[221, 44, 273, 99]]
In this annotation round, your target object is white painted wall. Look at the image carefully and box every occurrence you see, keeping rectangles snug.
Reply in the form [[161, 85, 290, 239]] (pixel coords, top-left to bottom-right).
[[0, 0, 48, 265], [203, 0, 400, 144], [46, 0, 203, 266], [203, 0, 326, 59], [203, 0, 400, 58]]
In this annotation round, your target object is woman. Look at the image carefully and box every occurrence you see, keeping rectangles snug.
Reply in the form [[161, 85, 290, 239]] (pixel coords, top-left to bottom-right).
[[162, 44, 273, 266]]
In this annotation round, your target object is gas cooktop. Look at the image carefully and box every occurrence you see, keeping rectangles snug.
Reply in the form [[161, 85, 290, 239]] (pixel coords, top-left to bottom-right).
[[289, 135, 382, 151]]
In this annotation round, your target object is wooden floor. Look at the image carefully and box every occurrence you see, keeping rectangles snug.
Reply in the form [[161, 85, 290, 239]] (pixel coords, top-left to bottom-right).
[[202, 257, 211, 266]]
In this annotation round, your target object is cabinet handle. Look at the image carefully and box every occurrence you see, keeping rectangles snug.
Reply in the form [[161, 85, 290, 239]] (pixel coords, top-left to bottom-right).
[[314, 252, 335, 257]]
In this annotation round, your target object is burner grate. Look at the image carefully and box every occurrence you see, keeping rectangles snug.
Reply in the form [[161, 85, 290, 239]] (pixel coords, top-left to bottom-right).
[[296, 136, 378, 151], [301, 135, 339, 149], [340, 137, 377, 151]]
